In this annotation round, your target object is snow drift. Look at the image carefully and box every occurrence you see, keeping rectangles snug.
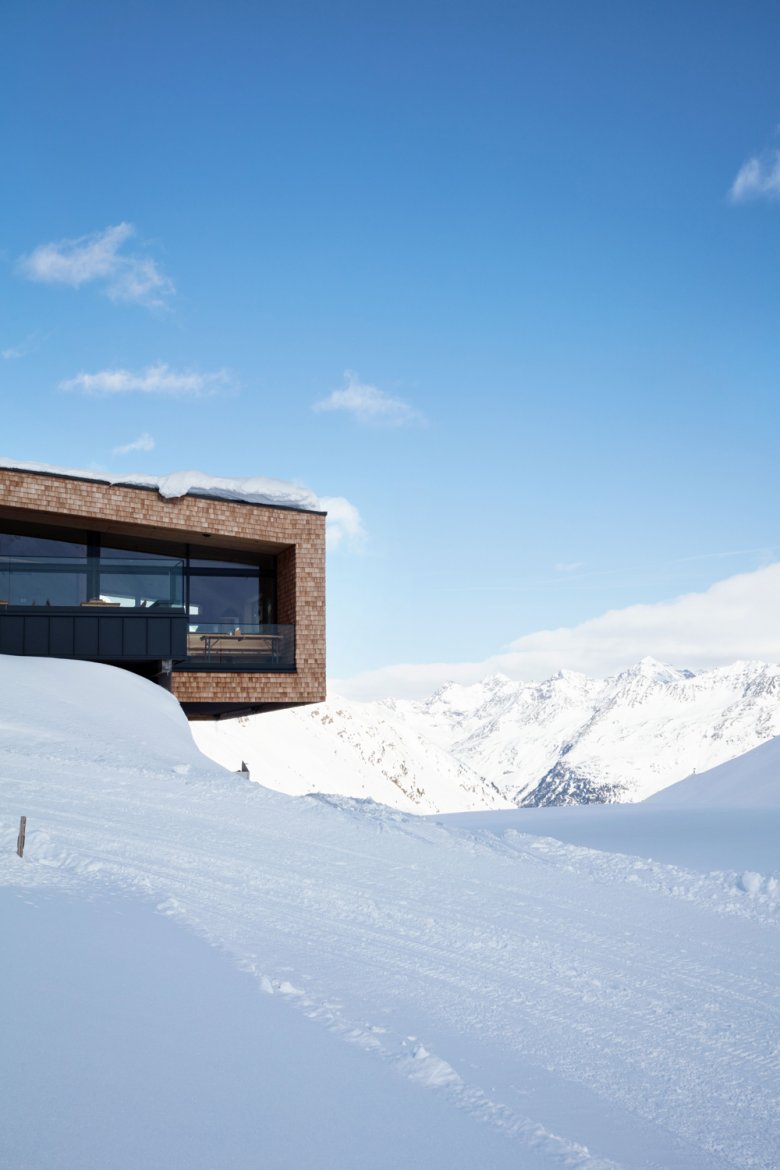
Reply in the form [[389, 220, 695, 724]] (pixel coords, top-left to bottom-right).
[[648, 734, 780, 807], [2, 655, 780, 1169]]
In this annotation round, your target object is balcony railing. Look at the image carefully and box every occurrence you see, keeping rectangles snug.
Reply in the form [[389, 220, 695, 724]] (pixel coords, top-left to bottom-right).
[[0, 555, 184, 609], [184, 623, 295, 670]]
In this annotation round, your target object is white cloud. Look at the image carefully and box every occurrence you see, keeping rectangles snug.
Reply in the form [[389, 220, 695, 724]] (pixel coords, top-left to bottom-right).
[[332, 563, 780, 699], [59, 363, 232, 397], [16, 223, 174, 307], [112, 433, 156, 456], [2, 334, 37, 360], [554, 561, 584, 573], [319, 495, 367, 550], [313, 370, 421, 427], [729, 150, 780, 202]]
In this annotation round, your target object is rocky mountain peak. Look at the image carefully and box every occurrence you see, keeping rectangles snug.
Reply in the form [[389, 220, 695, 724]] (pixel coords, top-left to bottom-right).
[[194, 659, 780, 813]]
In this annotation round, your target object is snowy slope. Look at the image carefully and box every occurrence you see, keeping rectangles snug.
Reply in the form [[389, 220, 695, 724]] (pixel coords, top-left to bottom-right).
[[194, 697, 509, 813], [2, 890, 522, 1170], [192, 658, 780, 810], [648, 734, 780, 808], [3, 655, 780, 1169]]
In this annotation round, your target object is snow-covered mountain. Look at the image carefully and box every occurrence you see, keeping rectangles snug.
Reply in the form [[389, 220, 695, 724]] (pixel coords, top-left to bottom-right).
[[193, 695, 511, 814], [400, 657, 780, 805], [192, 658, 780, 811]]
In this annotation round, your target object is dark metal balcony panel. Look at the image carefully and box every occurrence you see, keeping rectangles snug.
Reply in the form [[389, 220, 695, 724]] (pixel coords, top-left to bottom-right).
[[98, 617, 123, 659], [24, 616, 49, 656], [74, 616, 99, 657], [50, 616, 75, 655], [1, 614, 24, 655], [123, 619, 148, 658], [148, 619, 177, 658], [0, 607, 187, 661]]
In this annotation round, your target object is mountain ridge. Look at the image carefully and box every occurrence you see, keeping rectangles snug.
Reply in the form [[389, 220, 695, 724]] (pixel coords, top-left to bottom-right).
[[192, 659, 780, 812]]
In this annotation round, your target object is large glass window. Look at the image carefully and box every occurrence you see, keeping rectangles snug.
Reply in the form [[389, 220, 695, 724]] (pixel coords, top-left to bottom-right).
[[0, 529, 89, 606], [189, 557, 261, 570], [0, 522, 277, 624], [186, 551, 277, 629], [0, 564, 88, 607], [188, 575, 260, 629], [98, 539, 184, 607], [98, 561, 185, 608], [0, 532, 88, 558]]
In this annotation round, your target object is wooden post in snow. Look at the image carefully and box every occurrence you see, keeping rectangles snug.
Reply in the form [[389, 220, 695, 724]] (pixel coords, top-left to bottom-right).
[[16, 816, 26, 858]]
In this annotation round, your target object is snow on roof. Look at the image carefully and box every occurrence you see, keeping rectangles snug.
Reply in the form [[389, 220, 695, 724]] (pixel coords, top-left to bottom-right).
[[1, 457, 366, 548], [0, 456, 324, 513]]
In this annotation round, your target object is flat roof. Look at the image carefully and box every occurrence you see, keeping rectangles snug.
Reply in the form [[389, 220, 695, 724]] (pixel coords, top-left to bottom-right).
[[0, 459, 328, 517]]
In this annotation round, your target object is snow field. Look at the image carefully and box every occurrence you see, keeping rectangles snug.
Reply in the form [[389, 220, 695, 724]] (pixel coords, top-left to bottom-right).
[[2, 656, 780, 1169], [3, 889, 534, 1170]]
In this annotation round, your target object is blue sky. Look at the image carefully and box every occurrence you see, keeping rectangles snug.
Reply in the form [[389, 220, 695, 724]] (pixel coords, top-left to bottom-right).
[[2, 1, 780, 692]]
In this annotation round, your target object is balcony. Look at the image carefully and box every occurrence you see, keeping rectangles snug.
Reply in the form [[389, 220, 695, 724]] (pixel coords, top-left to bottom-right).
[[0, 604, 188, 662], [183, 623, 295, 671], [0, 556, 294, 672], [0, 555, 184, 610]]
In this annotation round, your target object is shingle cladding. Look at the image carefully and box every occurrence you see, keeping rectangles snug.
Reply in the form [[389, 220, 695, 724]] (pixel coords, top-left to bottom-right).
[[0, 467, 326, 713]]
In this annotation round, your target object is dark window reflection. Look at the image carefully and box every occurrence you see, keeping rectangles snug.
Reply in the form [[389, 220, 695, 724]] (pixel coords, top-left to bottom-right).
[[0, 529, 89, 605], [98, 564, 184, 608], [189, 549, 274, 571], [188, 575, 261, 629], [1, 568, 88, 606], [0, 524, 278, 621], [101, 539, 186, 561], [0, 533, 87, 557]]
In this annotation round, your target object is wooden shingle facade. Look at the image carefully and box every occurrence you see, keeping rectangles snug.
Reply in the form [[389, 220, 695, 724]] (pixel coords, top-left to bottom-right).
[[0, 466, 326, 718]]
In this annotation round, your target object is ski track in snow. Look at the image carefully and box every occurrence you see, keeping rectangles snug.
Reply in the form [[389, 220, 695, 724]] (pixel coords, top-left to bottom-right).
[[3, 755, 780, 1170], [1, 658, 779, 1170]]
